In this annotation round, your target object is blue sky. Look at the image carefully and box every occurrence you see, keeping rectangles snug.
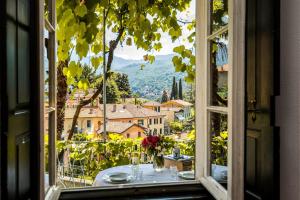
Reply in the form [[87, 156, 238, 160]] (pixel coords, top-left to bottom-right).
[[114, 0, 195, 60]]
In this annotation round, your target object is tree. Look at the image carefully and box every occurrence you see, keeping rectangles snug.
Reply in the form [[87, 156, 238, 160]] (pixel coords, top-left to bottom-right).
[[56, 1, 104, 140], [113, 72, 132, 99], [99, 78, 121, 104], [59, 0, 193, 140], [178, 78, 183, 100], [170, 76, 176, 100], [161, 90, 169, 103], [175, 82, 178, 99]]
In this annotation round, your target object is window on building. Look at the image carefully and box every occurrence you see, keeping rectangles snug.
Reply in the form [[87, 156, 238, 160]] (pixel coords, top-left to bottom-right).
[[160, 118, 162, 124], [149, 119, 152, 125], [159, 128, 162, 135], [138, 132, 141, 137], [153, 128, 158, 136], [138, 119, 144, 126], [87, 120, 91, 129], [127, 133, 130, 138]]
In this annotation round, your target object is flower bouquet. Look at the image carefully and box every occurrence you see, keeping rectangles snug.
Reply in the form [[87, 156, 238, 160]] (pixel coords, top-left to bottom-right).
[[141, 135, 172, 171]]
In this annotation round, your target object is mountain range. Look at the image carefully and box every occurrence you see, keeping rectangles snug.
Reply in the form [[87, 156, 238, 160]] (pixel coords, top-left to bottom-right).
[[110, 54, 187, 101]]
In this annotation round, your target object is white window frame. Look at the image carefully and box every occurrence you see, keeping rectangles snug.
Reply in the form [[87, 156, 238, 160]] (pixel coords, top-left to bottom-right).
[[44, 0, 58, 197], [40, 0, 246, 198], [195, 0, 245, 199]]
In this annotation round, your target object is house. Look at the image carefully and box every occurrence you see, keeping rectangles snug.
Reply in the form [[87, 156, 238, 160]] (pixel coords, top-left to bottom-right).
[[61, 103, 166, 137], [101, 104, 166, 135], [97, 121, 147, 139], [161, 100, 193, 121], [142, 101, 161, 112], [63, 107, 103, 136]]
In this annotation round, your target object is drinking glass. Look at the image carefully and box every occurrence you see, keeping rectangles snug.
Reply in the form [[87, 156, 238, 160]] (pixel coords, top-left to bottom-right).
[[170, 165, 178, 180]]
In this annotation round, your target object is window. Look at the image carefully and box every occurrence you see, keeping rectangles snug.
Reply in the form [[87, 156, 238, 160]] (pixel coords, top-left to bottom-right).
[[42, 0, 245, 198], [196, 0, 245, 198], [159, 128, 162, 135], [138, 119, 144, 126], [160, 118, 162, 124], [138, 132, 141, 137], [87, 120, 91, 129]]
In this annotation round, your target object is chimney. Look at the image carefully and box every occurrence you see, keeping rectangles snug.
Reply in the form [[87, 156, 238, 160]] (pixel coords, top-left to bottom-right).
[[112, 104, 117, 112]]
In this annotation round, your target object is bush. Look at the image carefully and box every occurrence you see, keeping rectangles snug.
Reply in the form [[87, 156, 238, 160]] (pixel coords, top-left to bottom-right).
[[56, 132, 195, 180]]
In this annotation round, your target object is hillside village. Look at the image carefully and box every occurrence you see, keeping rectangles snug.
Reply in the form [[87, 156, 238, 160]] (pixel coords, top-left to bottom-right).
[[59, 92, 193, 140]]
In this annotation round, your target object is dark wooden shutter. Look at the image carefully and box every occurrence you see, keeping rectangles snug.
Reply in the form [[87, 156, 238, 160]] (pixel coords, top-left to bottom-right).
[[245, 0, 279, 199], [0, 0, 44, 199]]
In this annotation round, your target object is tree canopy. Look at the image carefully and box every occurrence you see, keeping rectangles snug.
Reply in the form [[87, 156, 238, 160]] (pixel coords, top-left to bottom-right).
[[56, 0, 193, 139]]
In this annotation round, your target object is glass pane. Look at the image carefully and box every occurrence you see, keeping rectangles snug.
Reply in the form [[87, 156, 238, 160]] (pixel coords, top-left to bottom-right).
[[209, 32, 228, 107], [210, 0, 229, 33], [209, 112, 228, 188]]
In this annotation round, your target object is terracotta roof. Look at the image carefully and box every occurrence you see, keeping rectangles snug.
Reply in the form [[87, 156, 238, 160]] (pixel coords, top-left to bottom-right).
[[65, 108, 103, 119], [97, 122, 146, 134], [143, 101, 161, 107], [99, 104, 165, 119], [162, 100, 193, 107]]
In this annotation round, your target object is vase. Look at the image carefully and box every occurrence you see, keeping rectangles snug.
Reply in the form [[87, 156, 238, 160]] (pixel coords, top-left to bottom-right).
[[153, 155, 164, 172]]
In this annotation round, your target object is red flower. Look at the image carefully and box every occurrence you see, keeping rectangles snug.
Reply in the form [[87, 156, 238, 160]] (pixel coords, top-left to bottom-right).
[[142, 135, 160, 149]]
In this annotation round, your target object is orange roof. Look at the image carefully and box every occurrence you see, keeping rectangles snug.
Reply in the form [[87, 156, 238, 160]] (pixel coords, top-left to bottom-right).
[[99, 104, 165, 119]]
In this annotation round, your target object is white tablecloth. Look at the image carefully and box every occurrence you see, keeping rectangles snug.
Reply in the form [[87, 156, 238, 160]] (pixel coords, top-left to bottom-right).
[[93, 164, 186, 186]]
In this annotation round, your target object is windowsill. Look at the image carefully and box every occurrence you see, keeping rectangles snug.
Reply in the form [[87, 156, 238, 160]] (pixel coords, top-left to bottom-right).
[[58, 181, 214, 200]]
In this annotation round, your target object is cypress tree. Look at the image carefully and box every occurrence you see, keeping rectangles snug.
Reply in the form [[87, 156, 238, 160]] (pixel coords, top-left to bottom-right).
[[161, 90, 169, 103], [170, 76, 176, 99], [175, 82, 178, 99], [179, 79, 183, 100]]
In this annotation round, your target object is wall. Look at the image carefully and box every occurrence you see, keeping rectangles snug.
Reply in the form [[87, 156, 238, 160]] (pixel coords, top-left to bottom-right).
[[121, 126, 146, 139], [278, 1, 300, 199], [108, 117, 164, 134]]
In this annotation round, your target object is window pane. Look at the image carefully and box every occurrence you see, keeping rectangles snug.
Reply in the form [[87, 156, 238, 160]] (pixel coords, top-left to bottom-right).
[[210, 0, 229, 34], [209, 112, 228, 188], [209, 32, 228, 107]]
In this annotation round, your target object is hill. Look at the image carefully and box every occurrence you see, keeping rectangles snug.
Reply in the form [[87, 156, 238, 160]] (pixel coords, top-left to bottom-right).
[[111, 54, 187, 101]]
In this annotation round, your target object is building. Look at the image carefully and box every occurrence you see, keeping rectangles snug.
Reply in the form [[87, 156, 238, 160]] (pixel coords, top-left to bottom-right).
[[101, 104, 165, 135], [63, 107, 103, 136], [97, 122, 147, 139], [161, 100, 193, 121], [142, 101, 161, 112], [61, 103, 166, 137]]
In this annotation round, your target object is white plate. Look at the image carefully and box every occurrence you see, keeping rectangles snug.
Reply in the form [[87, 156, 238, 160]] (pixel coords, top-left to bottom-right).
[[178, 171, 195, 180], [103, 172, 133, 183]]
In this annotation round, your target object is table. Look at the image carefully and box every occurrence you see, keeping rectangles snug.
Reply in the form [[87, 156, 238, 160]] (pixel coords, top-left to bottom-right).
[[93, 164, 228, 186], [93, 164, 187, 186]]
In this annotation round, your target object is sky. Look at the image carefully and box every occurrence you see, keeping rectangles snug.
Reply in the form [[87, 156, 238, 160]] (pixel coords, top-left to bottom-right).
[[114, 0, 196, 60]]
